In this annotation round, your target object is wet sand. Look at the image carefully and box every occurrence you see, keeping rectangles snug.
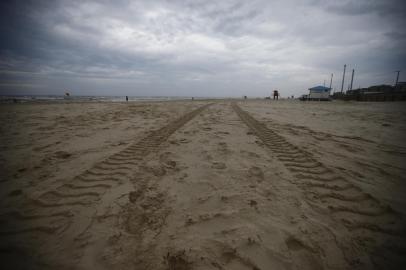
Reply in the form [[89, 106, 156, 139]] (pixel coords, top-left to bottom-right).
[[0, 100, 405, 269]]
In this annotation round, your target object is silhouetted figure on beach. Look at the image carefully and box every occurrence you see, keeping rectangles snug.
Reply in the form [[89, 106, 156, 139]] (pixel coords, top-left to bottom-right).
[[126, 96, 128, 102], [273, 90, 279, 100]]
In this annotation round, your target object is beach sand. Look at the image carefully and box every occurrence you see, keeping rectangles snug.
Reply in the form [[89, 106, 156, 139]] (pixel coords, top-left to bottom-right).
[[0, 100, 405, 269]]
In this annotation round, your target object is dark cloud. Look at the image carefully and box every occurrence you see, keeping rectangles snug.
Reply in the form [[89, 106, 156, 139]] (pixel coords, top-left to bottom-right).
[[0, 0, 405, 96], [314, 0, 406, 17]]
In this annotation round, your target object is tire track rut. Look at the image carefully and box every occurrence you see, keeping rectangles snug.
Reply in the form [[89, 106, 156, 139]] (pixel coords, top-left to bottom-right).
[[0, 103, 211, 237], [232, 102, 406, 265]]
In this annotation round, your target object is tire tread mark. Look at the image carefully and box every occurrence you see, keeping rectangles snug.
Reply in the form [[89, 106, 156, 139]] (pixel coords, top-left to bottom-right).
[[231, 102, 405, 238], [11, 103, 212, 235]]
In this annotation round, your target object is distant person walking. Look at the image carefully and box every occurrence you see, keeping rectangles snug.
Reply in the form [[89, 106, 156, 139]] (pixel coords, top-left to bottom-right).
[[126, 96, 128, 102], [273, 90, 279, 100]]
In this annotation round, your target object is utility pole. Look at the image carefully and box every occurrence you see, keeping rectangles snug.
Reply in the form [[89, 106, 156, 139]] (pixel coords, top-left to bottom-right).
[[395, 70, 400, 87], [329, 73, 333, 90], [350, 69, 354, 91], [341, 64, 346, 93]]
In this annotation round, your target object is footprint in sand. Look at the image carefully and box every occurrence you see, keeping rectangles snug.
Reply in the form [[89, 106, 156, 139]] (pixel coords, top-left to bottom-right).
[[9, 189, 22, 196], [159, 152, 178, 170], [54, 151, 71, 159], [215, 131, 230, 135], [141, 164, 167, 177], [179, 138, 190, 144], [249, 199, 258, 207], [217, 142, 230, 154], [163, 250, 192, 270], [212, 162, 226, 170], [248, 166, 264, 182], [285, 236, 322, 270], [164, 160, 177, 169], [241, 150, 260, 158]]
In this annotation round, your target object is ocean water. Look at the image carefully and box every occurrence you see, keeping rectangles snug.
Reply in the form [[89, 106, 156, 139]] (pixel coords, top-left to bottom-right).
[[0, 95, 204, 103]]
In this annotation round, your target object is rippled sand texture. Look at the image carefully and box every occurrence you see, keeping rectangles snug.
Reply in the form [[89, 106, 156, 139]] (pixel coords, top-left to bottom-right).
[[0, 100, 405, 270]]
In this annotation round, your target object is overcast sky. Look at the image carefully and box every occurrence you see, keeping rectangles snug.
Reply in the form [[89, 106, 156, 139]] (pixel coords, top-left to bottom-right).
[[0, 0, 405, 97]]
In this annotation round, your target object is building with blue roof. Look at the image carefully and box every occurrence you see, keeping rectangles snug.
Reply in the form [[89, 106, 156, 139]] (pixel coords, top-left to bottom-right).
[[307, 85, 331, 100]]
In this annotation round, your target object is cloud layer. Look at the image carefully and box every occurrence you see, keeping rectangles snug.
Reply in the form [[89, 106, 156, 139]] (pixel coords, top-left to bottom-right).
[[1, 0, 405, 97]]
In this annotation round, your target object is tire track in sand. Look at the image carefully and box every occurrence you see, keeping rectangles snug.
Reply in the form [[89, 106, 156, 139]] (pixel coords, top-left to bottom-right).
[[232, 102, 406, 267], [0, 103, 211, 237]]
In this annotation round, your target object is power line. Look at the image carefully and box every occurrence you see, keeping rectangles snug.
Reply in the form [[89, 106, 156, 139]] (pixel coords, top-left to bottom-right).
[[329, 73, 333, 90], [340, 64, 346, 93], [395, 70, 400, 86], [350, 69, 354, 90]]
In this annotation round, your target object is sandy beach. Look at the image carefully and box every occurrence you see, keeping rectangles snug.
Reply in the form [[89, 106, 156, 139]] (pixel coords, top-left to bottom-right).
[[1, 100, 405, 270]]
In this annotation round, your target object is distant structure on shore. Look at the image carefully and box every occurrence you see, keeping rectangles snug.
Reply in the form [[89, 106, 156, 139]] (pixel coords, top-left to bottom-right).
[[332, 83, 406, 101], [305, 66, 405, 102], [300, 85, 331, 101], [273, 90, 279, 100], [64, 91, 71, 100]]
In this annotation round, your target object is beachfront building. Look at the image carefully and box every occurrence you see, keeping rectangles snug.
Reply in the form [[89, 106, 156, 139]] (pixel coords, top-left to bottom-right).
[[307, 86, 331, 101], [334, 83, 406, 101]]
